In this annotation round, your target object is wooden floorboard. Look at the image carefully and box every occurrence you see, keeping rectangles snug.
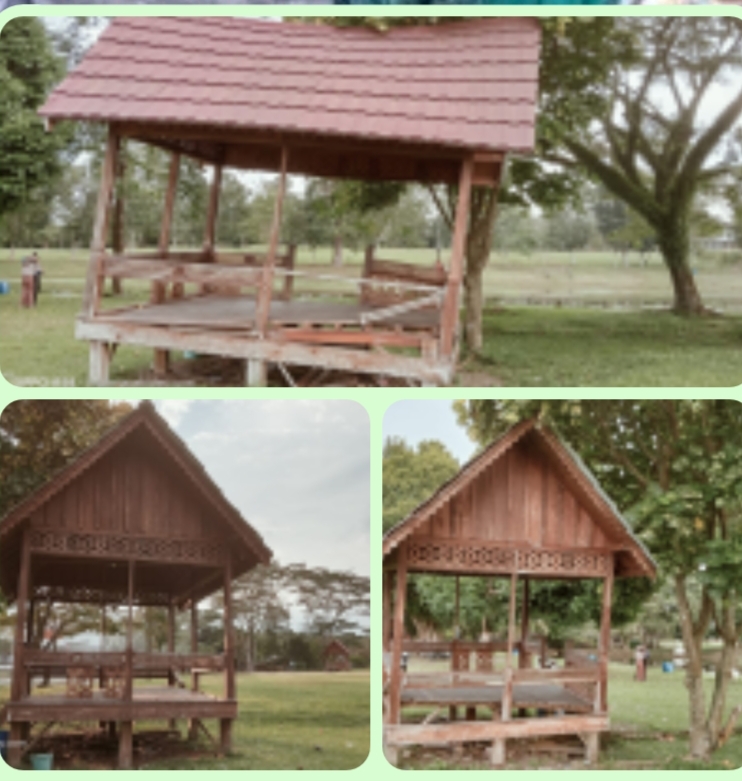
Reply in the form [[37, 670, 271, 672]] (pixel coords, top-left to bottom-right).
[[96, 295, 438, 331], [401, 682, 591, 711]]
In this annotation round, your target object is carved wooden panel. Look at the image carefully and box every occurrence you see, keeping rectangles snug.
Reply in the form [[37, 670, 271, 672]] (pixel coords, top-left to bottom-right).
[[29, 529, 225, 565], [66, 666, 95, 698], [407, 538, 611, 577]]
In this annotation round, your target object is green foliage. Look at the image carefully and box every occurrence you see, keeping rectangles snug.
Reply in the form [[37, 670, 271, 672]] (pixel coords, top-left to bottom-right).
[[0, 19, 69, 220], [382, 437, 459, 533]]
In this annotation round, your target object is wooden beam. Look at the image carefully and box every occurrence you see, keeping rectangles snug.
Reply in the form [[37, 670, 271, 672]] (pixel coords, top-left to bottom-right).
[[255, 145, 288, 336], [85, 126, 120, 316], [439, 155, 474, 357], [11, 528, 31, 702], [388, 542, 408, 725], [599, 554, 615, 713]]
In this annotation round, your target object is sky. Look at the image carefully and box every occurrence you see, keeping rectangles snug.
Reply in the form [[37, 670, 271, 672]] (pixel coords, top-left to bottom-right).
[[382, 400, 477, 465], [153, 400, 370, 577]]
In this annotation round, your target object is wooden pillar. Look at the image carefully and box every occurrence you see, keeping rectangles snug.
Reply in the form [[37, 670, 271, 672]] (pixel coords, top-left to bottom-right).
[[439, 155, 474, 358], [119, 559, 135, 768], [454, 575, 460, 637], [188, 600, 199, 740], [111, 147, 126, 295], [520, 577, 530, 669], [26, 597, 34, 645], [388, 543, 407, 725], [599, 555, 614, 713], [11, 528, 31, 703], [89, 341, 111, 386], [160, 150, 181, 293], [494, 565, 518, 768], [203, 163, 223, 258], [255, 146, 289, 336], [382, 569, 392, 653], [85, 126, 120, 316], [221, 558, 235, 754], [167, 602, 177, 729], [151, 152, 180, 373], [282, 243, 296, 301]]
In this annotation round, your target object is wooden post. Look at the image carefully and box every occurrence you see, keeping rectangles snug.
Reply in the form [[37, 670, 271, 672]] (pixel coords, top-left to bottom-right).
[[439, 156, 474, 358], [454, 575, 460, 637], [283, 243, 296, 301], [203, 163, 223, 258], [111, 147, 126, 295], [520, 577, 530, 669], [11, 528, 31, 703], [494, 564, 518, 767], [26, 598, 34, 645], [221, 557, 235, 754], [382, 569, 392, 653], [188, 599, 199, 740], [89, 341, 111, 386], [255, 146, 289, 336], [152, 151, 180, 373], [599, 555, 614, 713], [388, 543, 407, 725], [85, 126, 120, 316], [167, 602, 177, 729], [223, 558, 235, 701], [119, 558, 135, 768]]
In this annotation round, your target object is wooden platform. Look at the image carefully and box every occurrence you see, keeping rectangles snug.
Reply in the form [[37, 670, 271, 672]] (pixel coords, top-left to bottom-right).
[[95, 295, 439, 332], [402, 683, 592, 712], [6, 687, 236, 723]]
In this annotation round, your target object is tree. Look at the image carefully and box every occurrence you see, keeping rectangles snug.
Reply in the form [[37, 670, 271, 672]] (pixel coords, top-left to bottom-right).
[[0, 19, 70, 225], [543, 17, 742, 314], [455, 399, 742, 758], [382, 437, 460, 533], [542, 209, 596, 252]]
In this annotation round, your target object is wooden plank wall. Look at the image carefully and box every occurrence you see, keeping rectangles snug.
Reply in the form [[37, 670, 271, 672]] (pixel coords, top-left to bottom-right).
[[411, 440, 611, 550], [28, 441, 213, 541]]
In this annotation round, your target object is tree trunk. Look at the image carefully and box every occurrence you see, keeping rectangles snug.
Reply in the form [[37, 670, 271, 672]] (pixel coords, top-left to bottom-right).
[[707, 600, 738, 748], [657, 221, 704, 314], [332, 235, 343, 267], [463, 188, 498, 352]]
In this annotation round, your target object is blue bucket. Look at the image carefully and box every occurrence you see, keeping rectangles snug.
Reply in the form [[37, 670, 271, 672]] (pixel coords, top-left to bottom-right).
[[0, 729, 8, 761], [662, 661, 674, 673], [30, 753, 53, 770], [0, 281, 9, 295]]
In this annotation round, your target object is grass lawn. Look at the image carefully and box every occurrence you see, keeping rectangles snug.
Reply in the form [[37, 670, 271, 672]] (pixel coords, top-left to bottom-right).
[[1, 247, 741, 386], [0, 670, 369, 770], [397, 663, 742, 770]]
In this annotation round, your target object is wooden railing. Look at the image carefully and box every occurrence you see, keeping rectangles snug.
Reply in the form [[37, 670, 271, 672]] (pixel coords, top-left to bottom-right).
[[23, 649, 224, 673]]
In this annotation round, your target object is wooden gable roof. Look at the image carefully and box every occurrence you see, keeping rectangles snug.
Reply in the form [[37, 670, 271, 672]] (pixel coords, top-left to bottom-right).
[[0, 402, 271, 605], [384, 419, 656, 579], [39, 17, 541, 185]]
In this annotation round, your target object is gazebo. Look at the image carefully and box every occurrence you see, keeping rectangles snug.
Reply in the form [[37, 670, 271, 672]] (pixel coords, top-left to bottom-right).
[[323, 639, 352, 672], [382, 419, 656, 765], [0, 402, 272, 768], [38, 16, 540, 386]]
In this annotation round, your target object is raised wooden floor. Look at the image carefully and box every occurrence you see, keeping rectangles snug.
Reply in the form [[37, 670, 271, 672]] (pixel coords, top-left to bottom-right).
[[6, 687, 236, 722], [96, 295, 439, 331], [402, 682, 592, 712]]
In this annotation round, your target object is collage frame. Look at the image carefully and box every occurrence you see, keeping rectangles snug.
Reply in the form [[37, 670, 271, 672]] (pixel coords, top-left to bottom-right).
[[1, 2, 742, 776]]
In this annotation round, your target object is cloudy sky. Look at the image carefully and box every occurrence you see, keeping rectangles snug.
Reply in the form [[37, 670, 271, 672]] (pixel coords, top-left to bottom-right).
[[383, 400, 477, 465], [153, 400, 369, 577]]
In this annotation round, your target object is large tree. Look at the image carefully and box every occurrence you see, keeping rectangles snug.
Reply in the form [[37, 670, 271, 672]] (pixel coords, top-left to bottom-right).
[[0, 19, 68, 221], [455, 399, 742, 758], [544, 17, 742, 314]]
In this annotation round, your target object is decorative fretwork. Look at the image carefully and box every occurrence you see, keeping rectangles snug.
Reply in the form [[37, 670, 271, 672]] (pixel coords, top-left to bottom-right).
[[407, 537, 611, 578], [452, 649, 470, 672], [32, 585, 173, 607], [29, 530, 225, 566], [475, 650, 493, 672]]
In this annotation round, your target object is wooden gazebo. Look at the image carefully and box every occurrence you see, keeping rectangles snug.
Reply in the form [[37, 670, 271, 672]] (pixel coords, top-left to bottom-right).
[[38, 16, 540, 386], [382, 419, 656, 765], [323, 640, 352, 672], [0, 402, 272, 768]]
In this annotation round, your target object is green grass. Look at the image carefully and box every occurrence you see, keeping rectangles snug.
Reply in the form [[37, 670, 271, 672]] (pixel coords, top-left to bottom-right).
[[461, 307, 742, 387], [398, 663, 742, 770], [1, 247, 741, 386], [0, 671, 369, 770]]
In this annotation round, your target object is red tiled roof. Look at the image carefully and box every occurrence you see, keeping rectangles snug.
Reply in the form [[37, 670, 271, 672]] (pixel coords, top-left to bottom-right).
[[40, 17, 541, 153]]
